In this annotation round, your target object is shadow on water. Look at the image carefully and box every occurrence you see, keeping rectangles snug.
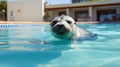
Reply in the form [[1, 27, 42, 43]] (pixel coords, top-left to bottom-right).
[[0, 28, 74, 67], [0, 39, 77, 67], [0, 41, 62, 67], [0, 36, 73, 67], [0, 29, 62, 67], [0, 51, 61, 67]]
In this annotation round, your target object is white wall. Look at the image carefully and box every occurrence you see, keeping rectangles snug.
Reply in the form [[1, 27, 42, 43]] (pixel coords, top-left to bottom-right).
[[7, 0, 44, 22]]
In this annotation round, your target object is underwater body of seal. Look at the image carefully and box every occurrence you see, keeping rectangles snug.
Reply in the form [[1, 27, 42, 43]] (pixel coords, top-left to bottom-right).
[[0, 23, 120, 67]]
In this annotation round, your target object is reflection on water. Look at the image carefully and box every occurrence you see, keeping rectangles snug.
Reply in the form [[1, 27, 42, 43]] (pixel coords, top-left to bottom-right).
[[0, 24, 120, 67], [0, 25, 76, 51], [0, 29, 9, 45]]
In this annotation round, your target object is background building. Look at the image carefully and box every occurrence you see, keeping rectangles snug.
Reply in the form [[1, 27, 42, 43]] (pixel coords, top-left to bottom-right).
[[7, 0, 44, 22], [45, 0, 120, 23]]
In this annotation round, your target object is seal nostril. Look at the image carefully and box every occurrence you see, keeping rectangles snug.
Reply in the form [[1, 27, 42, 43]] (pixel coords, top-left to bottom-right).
[[57, 25, 64, 28]]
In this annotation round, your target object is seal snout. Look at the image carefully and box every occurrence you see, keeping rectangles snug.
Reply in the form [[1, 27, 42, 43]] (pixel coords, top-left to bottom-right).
[[52, 24, 70, 35], [53, 24, 65, 31]]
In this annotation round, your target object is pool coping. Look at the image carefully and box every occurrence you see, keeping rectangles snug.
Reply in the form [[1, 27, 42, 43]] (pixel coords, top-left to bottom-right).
[[0, 21, 99, 24], [0, 21, 50, 24]]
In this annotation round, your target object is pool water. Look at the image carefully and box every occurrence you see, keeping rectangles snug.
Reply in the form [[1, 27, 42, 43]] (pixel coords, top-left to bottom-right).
[[0, 23, 120, 67]]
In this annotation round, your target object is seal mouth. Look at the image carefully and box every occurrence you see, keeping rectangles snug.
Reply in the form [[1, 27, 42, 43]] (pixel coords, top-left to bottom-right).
[[56, 31, 67, 35], [52, 25, 70, 35], [53, 29, 69, 35]]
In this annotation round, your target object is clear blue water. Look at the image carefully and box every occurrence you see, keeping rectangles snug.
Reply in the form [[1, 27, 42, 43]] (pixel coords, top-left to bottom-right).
[[0, 23, 120, 67]]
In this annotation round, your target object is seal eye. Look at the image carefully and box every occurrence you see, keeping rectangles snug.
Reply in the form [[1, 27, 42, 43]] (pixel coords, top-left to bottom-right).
[[51, 20, 58, 26], [66, 20, 72, 24]]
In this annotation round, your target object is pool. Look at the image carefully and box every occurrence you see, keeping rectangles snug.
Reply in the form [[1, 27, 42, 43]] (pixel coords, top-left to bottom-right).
[[0, 23, 120, 67]]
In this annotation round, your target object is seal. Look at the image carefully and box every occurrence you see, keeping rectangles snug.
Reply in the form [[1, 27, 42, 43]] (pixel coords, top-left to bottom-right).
[[50, 15, 97, 41]]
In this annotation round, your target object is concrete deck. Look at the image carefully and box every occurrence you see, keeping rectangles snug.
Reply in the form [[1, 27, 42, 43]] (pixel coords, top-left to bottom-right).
[[0, 21, 99, 24], [0, 21, 50, 24]]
